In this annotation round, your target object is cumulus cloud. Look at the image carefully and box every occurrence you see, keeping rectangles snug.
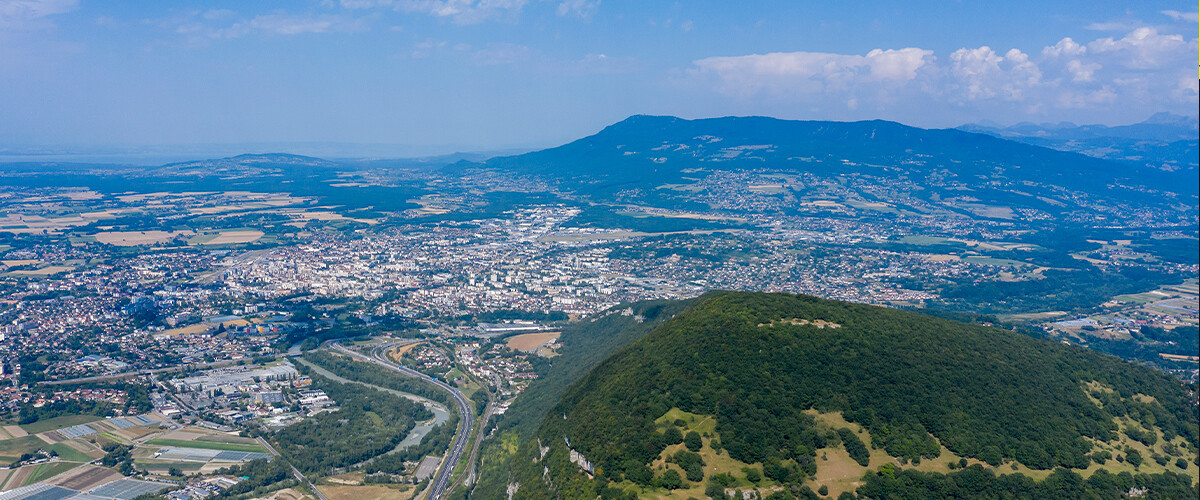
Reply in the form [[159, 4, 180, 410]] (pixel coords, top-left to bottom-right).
[[693, 47, 933, 95], [0, 0, 76, 28], [1041, 37, 1086, 58], [689, 26, 1197, 120], [949, 47, 1041, 101], [1088, 27, 1188, 69]]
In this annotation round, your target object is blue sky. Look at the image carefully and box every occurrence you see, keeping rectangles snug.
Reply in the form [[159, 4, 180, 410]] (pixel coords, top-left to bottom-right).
[[1, 1, 1197, 156]]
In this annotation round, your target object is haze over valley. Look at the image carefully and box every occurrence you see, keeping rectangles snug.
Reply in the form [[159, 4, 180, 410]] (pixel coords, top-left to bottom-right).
[[0, 2, 1196, 500]]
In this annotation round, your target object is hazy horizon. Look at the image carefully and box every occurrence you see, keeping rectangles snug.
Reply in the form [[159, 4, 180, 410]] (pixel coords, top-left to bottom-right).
[[1, 1, 1196, 153]]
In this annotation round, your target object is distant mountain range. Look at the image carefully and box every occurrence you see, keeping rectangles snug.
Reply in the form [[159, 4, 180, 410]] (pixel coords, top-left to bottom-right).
[[958, 113, 1199, 173], [471, 115, 1197, 216]]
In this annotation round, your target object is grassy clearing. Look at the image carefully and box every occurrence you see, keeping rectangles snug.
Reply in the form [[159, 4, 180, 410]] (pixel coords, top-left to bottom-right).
[[19, 415, 104, 435], [145, 439, 266, 453]]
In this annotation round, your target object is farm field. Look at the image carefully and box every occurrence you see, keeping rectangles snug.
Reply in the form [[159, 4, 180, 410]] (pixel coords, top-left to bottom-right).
[[48, 465, 124, 491], [24, 462, 80, 485], [19, 415, 104, 435], [47, 443, 96, 463], [145, 439, 266, 453], [0, 435, 48, 463], [93, 230, 193, 246], [316, 484, 414, 500], [505, 332, 560, 352]]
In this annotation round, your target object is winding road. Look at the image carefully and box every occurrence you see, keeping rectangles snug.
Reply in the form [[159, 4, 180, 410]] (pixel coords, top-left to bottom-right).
[[330, 341, 472, 500]]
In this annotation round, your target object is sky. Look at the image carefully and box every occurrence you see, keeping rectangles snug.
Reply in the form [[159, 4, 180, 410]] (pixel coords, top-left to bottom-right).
[[0, 0, 1197, 157]]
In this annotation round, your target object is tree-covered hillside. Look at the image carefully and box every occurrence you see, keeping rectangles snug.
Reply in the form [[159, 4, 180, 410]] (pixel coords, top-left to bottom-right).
[[510, 291, 1198, 499]]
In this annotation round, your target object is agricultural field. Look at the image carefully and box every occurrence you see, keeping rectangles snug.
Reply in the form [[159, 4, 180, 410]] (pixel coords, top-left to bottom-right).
[[46, 465, 124, 491], [24, 462, 80, 485], [0, 435, 49, 463], [145, 439, 266, 453], [316, 484, 415, 500], [505, 332, 561, 352], [19, 415, 104, 435]]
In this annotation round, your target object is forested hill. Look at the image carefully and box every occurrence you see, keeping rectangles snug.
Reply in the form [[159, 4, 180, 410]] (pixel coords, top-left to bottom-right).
[[507, 291, 1199, 499]]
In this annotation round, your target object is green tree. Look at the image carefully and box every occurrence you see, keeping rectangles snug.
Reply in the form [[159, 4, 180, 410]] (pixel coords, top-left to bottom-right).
[[684, 431, 703, 452]]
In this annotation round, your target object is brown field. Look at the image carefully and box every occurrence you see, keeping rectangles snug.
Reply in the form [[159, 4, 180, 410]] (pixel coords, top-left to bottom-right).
[[2, 425, 27, 438], [10, 266, 75, 276], [63, 191, 104, 200], [1, 260, 40, 267], [506, 332, 561, 352], [94, 230, 192, 246], [262, 488, 309, 500], [49, 465, 123, 491], [157, 429, 208, 441], [389, 343, 421, 362], [158, 324, 212, 337], [0, 469, 11, 491], [1161, 353, 1200, 362], [317, 484, 413, 500], [2, 466, 32, 491]]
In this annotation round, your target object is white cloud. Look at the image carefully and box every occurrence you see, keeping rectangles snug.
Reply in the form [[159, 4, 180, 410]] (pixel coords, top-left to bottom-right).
[[1041, 37, 1086, 58], [340, 0, 528, 24], [1088, 27, 1188, 69], [693, 47, 933, 96], [1065, 59, 1100, 82], [1160, 10, 1199, 22], [0, 0, 76, 28], [175, 12, 367, 40], [1084, 20, 1142, 31], [556, 0, 599, 19], [689, 26, 1197, 120], [948, 47, 1041, 100]]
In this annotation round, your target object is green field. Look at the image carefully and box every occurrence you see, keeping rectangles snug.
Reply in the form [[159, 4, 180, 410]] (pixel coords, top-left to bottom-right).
[[19, 414, 104, 435], [0, 435, 47, 463], [48, 443, 95, 462], [146, 438, 266, 453], [24, 461, 79, 485]]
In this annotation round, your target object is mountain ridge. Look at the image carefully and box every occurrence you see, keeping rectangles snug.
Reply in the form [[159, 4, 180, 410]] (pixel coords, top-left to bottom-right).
[[475, 114, 1197, 201]]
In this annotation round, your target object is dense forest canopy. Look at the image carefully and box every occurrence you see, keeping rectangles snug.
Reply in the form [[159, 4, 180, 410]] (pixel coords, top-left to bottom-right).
[[514, 291, 1198, 498]]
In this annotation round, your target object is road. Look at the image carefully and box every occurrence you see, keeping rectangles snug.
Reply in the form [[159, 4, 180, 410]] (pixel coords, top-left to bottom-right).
[[256, 436, 329, 500], [330, 342, 472, 500]]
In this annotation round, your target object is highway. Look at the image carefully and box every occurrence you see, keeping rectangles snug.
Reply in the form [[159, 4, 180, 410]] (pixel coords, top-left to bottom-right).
[[330, 342, 472, 500]]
